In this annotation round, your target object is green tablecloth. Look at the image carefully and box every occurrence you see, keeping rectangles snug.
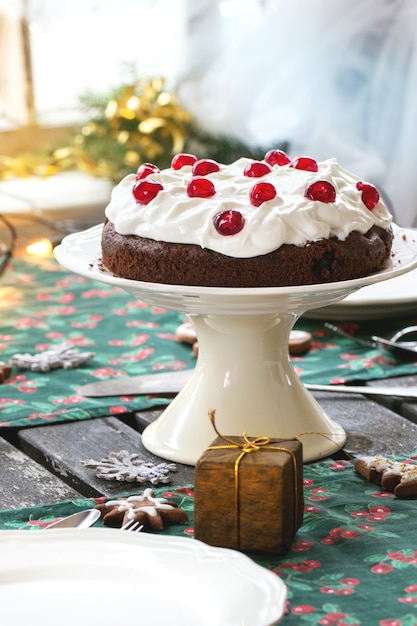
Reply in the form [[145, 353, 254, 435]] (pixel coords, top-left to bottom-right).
[[1, 257, 417, 428], [2, 455, 417, 625]]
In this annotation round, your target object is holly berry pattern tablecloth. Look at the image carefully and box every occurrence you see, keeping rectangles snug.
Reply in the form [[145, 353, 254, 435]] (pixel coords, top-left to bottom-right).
[[1, 257, 417, 428], [2, 454, 417, 625]]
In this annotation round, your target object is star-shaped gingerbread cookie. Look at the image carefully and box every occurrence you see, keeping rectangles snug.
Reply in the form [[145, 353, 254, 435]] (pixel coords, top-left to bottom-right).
[[96, 488, 189, 530]]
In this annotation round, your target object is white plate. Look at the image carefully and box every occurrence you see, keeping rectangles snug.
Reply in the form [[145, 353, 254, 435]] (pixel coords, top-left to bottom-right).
[[305, 267, 417, 320], [0, 529, 286, 626]]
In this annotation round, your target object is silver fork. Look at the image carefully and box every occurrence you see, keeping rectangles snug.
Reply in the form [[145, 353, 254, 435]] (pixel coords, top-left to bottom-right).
[[121, 519, 144, 532]]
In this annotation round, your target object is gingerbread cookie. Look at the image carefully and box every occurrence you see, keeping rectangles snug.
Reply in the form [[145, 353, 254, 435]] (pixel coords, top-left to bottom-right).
[[0, 362, 11, 383], [395, 465, 417, 497], [176, 320, 199, 356], [96, 488, 189, 530], [355, 455, 417, 498], [175, 321, 197, 345], [354, 456, 387, 484]]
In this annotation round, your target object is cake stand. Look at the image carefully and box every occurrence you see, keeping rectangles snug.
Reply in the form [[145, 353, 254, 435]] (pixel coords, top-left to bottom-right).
[[55, 224, 417, 465]]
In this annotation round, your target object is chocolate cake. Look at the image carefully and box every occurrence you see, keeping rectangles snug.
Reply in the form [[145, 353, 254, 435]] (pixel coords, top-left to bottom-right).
[[101, 151, 394, 288]]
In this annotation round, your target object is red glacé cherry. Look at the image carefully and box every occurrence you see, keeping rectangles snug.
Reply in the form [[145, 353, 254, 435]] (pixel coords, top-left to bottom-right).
[[187, 177, 216, 198], [132, 180, 163, 205], [135, 163, 160, 180], [244, 161, 272, 177], [171, 153, 198, 170], [305, 180, 336, 203], [356, 181, 380, 210], [192, 159, 220, 176], [264, 149, 291, 166], [290, 157, 318, 172], [250, 182, 277, 207], [213, 210, 245, 236]]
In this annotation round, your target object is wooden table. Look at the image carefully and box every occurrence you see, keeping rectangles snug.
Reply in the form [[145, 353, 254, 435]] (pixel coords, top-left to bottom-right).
[[2, 374, 417, 510]]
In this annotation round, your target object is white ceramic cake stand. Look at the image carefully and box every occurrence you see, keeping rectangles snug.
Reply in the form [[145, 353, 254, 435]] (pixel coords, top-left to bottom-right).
[[55, 224, 417, 465]]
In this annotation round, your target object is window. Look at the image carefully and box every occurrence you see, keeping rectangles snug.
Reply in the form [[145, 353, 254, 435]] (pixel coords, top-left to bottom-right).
[[0, 0, 231, 130]]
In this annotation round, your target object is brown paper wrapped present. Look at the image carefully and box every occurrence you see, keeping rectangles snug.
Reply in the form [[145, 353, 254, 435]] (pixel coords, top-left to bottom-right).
[[194, 427, 303, 554]]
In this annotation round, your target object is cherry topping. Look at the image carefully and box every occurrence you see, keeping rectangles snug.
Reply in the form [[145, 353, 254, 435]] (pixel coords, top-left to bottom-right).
[[135, 163, 160, 180], [243, 161, 272, 177], [192, 159, 220, 176], [290, 156, 318, 172], [132, 180, 163, 205], [171, 153, 198, 170], [250, 182, 277, 207], [305, 180, 336, 203], [213, 210, 245, 236], [187, 177, 216, 198], [264, 149, 291, 167], [356, 181, 380, 210]]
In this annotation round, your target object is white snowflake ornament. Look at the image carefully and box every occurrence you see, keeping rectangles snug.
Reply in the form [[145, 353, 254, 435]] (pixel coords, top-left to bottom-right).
[[10, 342, 95, 372], [83, 450, 178, 484]]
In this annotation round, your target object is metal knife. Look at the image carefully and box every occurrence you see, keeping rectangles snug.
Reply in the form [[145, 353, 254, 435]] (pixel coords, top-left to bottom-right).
[[78, 369, 192, 397], [78, 369, 417, 399]]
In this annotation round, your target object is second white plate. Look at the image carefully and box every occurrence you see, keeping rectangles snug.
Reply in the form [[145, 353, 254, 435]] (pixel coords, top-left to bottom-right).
[[0, 529, 286, 626], [305, 266, 417, 320]]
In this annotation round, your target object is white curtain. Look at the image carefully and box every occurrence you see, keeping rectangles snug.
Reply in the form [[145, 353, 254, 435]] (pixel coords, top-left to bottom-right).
[[179, 0, 417, 227]]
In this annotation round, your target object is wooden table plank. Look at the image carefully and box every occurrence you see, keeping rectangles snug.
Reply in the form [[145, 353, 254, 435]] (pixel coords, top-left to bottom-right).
[[314, 392, 417, 456], [0, 436, 82, 509], [366, 374, 417, 425], [18, 416, 195, 499], [134, 394, 417, 459]]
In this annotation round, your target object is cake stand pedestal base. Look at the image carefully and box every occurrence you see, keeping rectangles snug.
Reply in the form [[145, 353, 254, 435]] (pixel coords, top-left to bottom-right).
[[142, 312, 346, 465]]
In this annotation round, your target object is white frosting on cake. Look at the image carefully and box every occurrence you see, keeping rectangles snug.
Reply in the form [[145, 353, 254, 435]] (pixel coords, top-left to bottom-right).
[[105, 157, 392, 259]]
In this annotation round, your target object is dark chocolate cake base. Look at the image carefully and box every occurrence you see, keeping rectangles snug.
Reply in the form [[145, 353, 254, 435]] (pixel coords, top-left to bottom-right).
[[101, 221, 393, 288]]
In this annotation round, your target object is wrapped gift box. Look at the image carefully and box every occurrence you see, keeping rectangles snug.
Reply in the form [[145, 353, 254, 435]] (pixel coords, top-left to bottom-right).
[[194, 435, 303, 554]]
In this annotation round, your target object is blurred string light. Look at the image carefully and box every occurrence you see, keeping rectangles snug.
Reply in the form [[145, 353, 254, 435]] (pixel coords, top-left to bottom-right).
[[25, 237, 53, 256], [0, 188, 78, 260], [0, 212, 53, 262]]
